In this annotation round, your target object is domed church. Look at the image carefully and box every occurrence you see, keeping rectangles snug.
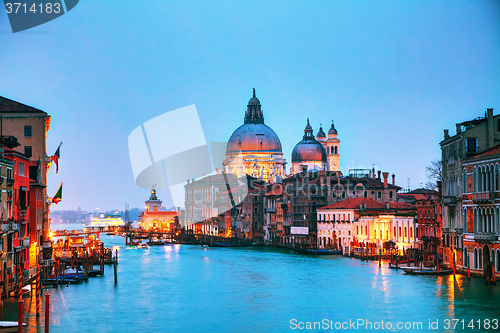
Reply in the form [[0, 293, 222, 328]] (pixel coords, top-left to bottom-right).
[[291, 120, 340, 174], [223, 89, 286, 183]]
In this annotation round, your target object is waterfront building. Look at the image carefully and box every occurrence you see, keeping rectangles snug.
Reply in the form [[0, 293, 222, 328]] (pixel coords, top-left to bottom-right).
[[462, 144, 500, 277], [0, 96, 51, 243], [223, 90, 286, 183], [138, 189, 178, 231], [440, 108, 499, 267], [184, 173, 241, 234], [318, 198, 417, 252], [28, 159, 45, 271], [3, 147, 32, 283], [0, 142, 15, 296], [263, 183, 284, 244], [415, 184, 442, 265]]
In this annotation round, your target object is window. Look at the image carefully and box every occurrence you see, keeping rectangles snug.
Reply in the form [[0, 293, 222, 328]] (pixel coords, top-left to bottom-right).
[[24, 146, 32, 158], [364, 191, 367, 198], [378, 191, 381, 199], [466, 137, 478, 153], [389, 191, 393, 199], [24, 125, 32, 137], [18, 161, 25, 177]]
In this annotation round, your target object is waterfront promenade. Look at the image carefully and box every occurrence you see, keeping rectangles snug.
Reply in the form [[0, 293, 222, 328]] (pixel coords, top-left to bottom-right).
[[3, 231, 499, 333]]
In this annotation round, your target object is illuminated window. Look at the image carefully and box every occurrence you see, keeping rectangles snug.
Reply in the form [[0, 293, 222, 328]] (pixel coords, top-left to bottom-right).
[[410, 227, 413, 238], [405, 227, 407, 238], [399, 227, 401, 237], [380, 230, 382, 238]]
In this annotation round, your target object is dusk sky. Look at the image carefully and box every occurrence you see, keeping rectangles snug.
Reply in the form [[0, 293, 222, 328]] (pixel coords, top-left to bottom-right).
[[1, 0, 499, 212]]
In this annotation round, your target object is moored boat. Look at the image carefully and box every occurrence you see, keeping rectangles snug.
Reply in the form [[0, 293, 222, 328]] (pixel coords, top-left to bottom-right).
[[401, 267, 453, 275], [137, 243, 149, 249], [0, 321, 27, 332], [293, 248, 342, 255]]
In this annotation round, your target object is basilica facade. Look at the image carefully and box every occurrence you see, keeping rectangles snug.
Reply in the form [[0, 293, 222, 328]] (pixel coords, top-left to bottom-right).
[[223, 89, 286, 183]]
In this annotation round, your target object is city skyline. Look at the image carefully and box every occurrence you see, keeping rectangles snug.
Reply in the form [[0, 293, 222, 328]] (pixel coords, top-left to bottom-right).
[[1, 0, 499, 211]]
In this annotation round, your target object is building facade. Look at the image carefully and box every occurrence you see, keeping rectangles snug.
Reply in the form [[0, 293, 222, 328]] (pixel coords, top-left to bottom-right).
[[440, 108, 500, 266], [462, 144, 500, 277]]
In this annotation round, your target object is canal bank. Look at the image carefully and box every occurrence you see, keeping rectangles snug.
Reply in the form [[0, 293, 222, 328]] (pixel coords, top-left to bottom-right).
[[2, 233, 498, 332]]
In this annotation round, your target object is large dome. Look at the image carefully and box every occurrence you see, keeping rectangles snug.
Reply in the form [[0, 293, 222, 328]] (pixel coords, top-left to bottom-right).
[[226, 123, 282, 153], [292, 119, 327, 162]]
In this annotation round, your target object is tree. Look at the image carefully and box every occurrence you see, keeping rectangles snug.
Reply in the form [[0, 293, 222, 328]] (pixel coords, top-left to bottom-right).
[[425, 158, 442, 191]]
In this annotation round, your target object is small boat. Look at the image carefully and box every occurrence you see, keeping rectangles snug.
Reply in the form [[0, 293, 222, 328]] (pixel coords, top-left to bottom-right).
[[388, 258, 415, 268], [137, 243, 149, 249], [0, 321, 27, 332], [401, 266, 453, 275], [21, 285, 31, 296], [293, 248, 343, 255]]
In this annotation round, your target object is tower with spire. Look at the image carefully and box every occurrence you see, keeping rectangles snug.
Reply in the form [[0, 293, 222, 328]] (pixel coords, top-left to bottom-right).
[[324, 121, 340, 171]]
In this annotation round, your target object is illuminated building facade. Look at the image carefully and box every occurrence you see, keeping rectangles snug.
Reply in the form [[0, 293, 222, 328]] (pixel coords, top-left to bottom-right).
[[223, 90, 286, 183], [139, 189, 177, 231], [317, 198, 417, 253]]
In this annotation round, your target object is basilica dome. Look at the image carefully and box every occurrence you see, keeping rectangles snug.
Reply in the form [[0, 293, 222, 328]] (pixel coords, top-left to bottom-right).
[[226, 89, 282, 154], [226, 123, 282, 153], [291, 119, 327, 163]]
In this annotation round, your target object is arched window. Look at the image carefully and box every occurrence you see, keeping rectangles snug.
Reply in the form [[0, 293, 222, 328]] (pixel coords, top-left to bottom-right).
[[364, 191, 367, 198], [474, 248, 478, 269], [479, 248, 483, 269], [463, 168, 467, 193], [474, 167, 477, 192], [463, 247, 468, 268], [496, 164, 500, 191]]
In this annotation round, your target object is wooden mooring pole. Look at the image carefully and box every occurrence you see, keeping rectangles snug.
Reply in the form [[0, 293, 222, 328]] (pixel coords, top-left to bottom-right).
[[45, 291, 50, 333], [17, 297, 24, 333], [113, 259, 118, 285]]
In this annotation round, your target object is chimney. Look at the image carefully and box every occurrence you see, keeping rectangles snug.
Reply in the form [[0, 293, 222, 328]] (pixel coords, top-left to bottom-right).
[[369, 169, 372, 178], [437, 181, 442, 198], [383, 172, 389, 188], [377, 170, 381, 179], [444, 129, 449, 139], [456, 123, 462, 135], [372, 167, 375, 179], [487, 108, 494, 149], [392, 173, 395, 186], [187, 179, 190, 184]]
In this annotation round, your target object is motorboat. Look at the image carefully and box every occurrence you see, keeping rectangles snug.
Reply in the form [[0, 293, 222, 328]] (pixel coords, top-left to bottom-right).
[[137, 243, 149, 249]]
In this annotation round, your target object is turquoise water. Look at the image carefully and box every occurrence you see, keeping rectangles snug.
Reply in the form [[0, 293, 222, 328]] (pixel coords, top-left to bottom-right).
[[3, 227, 500, 332]]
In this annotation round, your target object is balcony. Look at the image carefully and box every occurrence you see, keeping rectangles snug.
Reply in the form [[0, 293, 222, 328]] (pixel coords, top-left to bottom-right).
[[1, 222, 19, 233], [267, 207, 276, 213], [473, 191, 496, 204], [474, 232, 498, 242], [442, 196, 456, 206]]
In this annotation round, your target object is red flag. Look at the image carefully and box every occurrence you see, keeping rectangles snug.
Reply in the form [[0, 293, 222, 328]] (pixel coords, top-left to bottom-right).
[[51, 146, 61, 173]]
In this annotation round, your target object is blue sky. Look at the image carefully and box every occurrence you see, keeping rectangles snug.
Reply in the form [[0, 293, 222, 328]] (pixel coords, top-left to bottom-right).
[[1, 0, 499, 212]]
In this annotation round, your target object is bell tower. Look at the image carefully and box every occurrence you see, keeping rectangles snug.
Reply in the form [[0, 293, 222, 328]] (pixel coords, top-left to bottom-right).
[[325, 121, 340, 172]]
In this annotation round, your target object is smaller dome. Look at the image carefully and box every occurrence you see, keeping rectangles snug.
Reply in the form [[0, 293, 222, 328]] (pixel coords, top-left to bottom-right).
[[328, 121, 338, 135], [316, 125, 326, 138], [292, 120, 327, 163]]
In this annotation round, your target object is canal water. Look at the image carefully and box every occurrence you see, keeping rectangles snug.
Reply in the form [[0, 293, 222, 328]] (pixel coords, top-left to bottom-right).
[[2, 226, 499, 332]]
